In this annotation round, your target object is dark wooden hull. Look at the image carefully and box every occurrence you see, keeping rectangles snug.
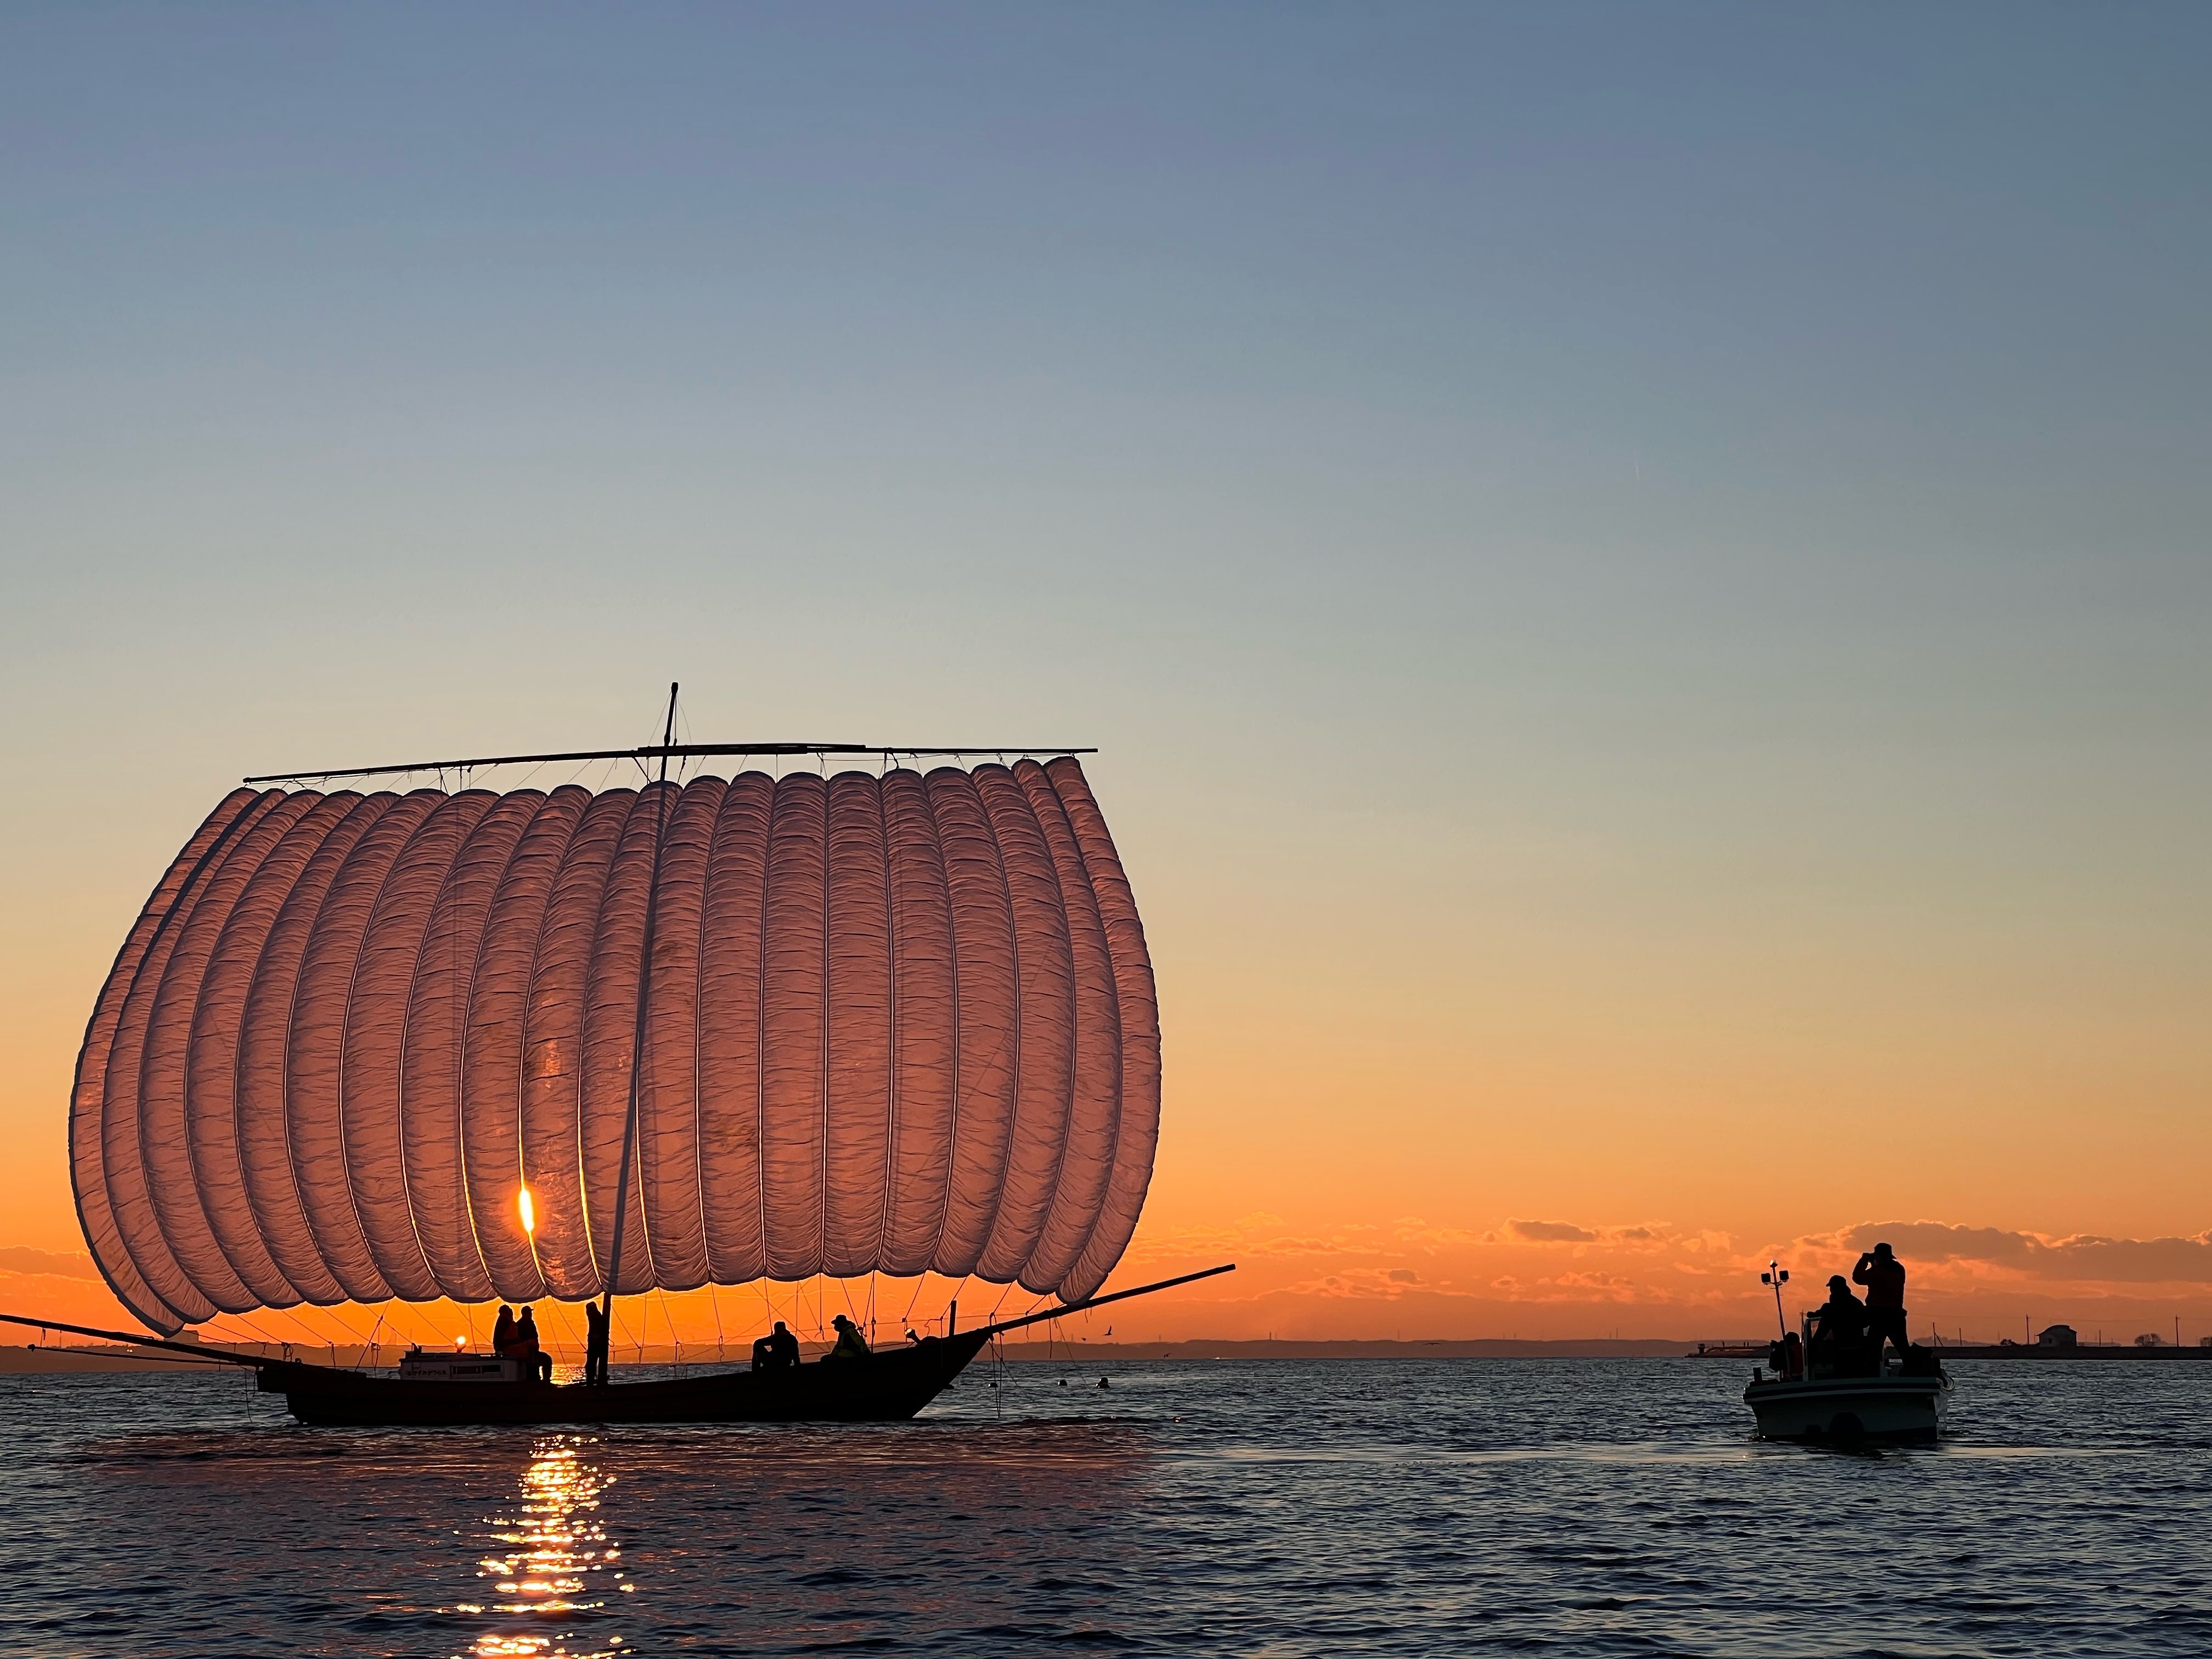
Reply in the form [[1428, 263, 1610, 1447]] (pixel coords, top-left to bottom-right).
[[256, 1331, 994, 1427]]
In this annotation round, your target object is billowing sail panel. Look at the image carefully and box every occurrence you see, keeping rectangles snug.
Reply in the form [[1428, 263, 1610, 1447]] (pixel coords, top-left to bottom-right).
[[70, 760, 1160, 1334]]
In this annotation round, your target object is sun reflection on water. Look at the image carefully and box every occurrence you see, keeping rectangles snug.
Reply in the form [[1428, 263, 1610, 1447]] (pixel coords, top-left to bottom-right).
[[455, 1435, 631, 1657]]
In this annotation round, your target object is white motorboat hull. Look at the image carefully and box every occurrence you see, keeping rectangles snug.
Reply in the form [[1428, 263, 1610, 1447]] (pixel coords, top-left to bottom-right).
[[1742, 1373, 1950, 1445]]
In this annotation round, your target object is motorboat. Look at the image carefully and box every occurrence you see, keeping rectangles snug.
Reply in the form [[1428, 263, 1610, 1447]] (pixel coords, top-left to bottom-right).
[[1739, 1259, 1952, 1446], [1742, 1366, 1950, 1446]]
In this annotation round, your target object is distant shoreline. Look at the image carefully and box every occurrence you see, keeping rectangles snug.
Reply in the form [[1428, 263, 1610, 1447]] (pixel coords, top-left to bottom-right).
[[9, 1335, 2208, 1375], [0, 1336, 1774, 1373]]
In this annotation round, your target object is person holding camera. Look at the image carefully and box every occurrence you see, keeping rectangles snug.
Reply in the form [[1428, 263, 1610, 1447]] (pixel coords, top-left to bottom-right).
[[1853, 1242, 1909, 1365]]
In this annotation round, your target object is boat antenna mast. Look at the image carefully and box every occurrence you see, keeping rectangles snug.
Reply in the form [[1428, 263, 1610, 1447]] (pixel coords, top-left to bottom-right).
[[595, 681, 679, 1381], [1759, 1260, 1790, 1339]]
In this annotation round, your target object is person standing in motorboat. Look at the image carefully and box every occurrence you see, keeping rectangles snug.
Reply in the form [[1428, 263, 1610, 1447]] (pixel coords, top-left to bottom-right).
[[1854, 1243, 1910, 1368]]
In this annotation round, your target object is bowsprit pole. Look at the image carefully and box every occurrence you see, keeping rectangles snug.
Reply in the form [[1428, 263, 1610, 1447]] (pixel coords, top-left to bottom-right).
[[596, 682, 679, 1382]]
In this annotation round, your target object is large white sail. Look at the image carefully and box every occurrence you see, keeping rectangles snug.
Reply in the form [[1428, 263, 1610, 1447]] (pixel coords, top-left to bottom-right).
[[70, 758, 1159, 1334]]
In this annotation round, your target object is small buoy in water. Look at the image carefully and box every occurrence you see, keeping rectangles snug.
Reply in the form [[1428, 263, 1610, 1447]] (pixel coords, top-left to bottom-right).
[[1098, 1376, 1109, 1389]]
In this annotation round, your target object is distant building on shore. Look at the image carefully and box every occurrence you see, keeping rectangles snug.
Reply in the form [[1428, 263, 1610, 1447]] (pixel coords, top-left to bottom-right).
[[2036, 1324, 2078, 1348]]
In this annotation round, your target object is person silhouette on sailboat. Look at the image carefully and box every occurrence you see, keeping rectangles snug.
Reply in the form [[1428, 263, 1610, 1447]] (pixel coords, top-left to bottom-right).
[[515, 1306, 553, 1383], [751, 1320, 801, 1370], [584, 1301, 611, 1386]]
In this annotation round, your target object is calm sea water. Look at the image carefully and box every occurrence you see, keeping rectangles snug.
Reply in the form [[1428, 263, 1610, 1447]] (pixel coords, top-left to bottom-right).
[[1, 1356, 2205, 1657]]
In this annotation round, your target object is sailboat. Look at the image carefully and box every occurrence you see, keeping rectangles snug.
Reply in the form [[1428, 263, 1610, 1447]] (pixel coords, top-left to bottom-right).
[[4, 689, 1230, 1425]]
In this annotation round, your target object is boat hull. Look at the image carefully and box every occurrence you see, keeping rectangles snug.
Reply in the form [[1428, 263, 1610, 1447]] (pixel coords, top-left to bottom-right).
[[257, 1332, 994, 1427], [1742, 1374, 1951, 1446]]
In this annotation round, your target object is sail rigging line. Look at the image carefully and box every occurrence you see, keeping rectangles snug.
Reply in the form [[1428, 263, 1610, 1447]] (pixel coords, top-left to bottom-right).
[[597, 683, 681, 1359], [546, 1298, 584, 1365], [660, 1287, 684, 1371], [898, 1273, 928, 1329]]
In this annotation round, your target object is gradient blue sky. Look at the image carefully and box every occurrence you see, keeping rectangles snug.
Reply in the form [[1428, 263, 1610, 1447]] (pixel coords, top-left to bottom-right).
[[4, 5, 2208, 1332]]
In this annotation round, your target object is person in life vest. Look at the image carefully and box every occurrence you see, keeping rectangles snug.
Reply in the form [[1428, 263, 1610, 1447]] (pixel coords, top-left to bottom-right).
[[824, 1313, 872, 1362], [491, 1305, 517, 1357], [1853, 1242, 1909, 1367], [584, 1302, 611, 1386]]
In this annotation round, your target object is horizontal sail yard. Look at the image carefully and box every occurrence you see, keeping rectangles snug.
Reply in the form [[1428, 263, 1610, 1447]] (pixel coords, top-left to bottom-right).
[[71, 758, 1159, 1334]]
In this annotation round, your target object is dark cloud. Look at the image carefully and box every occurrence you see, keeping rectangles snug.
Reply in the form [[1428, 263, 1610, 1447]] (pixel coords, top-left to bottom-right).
[[1831, 1222, 2212, 1285], [1507, 1220, 1598, 1243], [1387, 1268, 1419, 1283]]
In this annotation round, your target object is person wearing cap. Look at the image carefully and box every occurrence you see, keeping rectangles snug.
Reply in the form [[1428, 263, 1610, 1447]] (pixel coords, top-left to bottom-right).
[[1854, 1242, 1909, 1366], [824, 1313, 872, 1362]]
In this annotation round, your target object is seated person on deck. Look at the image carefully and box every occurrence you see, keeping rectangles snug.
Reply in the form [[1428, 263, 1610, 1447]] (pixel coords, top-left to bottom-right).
[[1808, 1276, 1874, 1378], [752, 1320, 802, 1370], [823, 1313, 871, 1362], [515, 1306, 555, 1382]]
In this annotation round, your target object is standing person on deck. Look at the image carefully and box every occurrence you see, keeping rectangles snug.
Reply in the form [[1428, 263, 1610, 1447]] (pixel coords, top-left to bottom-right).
[[584, 1301, 611, 1386], [1853, 1243, 1910, 1366], [491, 1305, 517, 1358]]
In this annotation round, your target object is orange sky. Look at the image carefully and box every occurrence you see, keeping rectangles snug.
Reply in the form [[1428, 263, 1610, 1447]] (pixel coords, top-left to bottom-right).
[[5, 756, 2208, 1349]]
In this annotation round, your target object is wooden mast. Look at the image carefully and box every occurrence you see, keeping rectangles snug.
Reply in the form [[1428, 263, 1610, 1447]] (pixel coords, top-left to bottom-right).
[[595, 682, 680, 1380]]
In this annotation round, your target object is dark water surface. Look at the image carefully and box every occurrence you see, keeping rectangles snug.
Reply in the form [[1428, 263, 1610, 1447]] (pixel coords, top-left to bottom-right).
[[2, 1357, 2206, 1656]]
